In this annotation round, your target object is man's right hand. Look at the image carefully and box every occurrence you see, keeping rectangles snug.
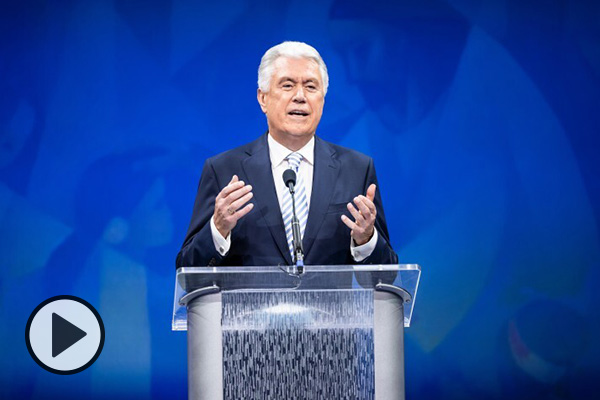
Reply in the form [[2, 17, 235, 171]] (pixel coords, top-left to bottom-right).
[[213, 175, 254, 238]]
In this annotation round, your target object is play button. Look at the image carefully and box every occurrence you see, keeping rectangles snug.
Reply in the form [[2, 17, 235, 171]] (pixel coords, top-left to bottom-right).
[[26, 295, 105, 375]]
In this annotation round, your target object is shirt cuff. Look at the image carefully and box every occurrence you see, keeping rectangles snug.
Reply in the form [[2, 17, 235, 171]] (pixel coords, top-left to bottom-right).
[[350, 229, 378, 262], [210, 216, 231, 256], [350, 229, 379, 262]]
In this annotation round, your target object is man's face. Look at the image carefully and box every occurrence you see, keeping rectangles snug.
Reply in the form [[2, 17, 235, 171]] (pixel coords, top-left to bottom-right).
[[257, 57, 325, 147]]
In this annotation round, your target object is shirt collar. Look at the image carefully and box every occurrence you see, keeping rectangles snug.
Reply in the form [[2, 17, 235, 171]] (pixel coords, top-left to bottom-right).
[[267, 134, 315, 168]]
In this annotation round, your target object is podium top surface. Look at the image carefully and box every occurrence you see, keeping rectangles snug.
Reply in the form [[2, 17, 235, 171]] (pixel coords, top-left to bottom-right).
[[172, 264, 421, 330]]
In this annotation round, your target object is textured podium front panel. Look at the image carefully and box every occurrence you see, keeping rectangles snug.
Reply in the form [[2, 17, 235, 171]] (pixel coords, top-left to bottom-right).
[[221, 290, 375, 399]]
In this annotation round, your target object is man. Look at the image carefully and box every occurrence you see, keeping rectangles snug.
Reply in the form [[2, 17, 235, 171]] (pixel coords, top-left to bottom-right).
[[176, 41, 397, 268]]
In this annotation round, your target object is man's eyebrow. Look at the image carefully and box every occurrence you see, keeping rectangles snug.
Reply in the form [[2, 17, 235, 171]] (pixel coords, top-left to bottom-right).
[[277, 77, 320, 85], [278, 76, 296, 83]]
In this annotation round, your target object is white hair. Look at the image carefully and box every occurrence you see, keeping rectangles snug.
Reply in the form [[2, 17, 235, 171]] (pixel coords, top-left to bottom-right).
[[258, 41, 329, 96]]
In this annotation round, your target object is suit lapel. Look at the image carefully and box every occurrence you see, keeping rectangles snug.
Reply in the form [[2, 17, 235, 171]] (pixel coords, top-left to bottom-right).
[[302, 137, 340, 258], [241, 134, 293, 265]]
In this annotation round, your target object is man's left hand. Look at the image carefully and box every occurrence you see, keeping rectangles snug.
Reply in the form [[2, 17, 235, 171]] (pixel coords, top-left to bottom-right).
[[341, 184, 377, 246]]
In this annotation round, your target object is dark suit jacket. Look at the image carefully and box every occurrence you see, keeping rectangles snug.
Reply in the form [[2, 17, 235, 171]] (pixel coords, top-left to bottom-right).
[[176, 134, 397, 268]]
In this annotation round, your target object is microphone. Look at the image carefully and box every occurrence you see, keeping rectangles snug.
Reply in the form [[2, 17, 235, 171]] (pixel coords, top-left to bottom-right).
[[283, 169, 296, 190], [282, 168, 304, 273]]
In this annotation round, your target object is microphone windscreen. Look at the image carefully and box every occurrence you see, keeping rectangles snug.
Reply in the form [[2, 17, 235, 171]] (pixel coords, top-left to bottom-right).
[[283, 169, 296, 187]]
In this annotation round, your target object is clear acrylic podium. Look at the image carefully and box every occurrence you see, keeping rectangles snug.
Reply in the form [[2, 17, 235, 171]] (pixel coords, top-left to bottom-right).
[[173, 264, 421, 400]]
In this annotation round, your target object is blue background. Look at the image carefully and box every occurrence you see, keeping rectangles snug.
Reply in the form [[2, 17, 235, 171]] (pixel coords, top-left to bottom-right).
[[1, 0, 599, 398]]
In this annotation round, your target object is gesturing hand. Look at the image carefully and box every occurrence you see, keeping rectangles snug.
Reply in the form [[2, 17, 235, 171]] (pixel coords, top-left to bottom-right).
[[213, 175, 254, 238], [341, 183, 377, 246]]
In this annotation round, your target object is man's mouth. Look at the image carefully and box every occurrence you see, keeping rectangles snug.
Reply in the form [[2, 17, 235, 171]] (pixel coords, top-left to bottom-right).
[[288, 110, 309, 117]]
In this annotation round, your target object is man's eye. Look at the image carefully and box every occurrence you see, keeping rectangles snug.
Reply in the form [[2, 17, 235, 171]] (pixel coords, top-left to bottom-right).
[[306, 85, 317, 91], [282, 84, 293, 89]]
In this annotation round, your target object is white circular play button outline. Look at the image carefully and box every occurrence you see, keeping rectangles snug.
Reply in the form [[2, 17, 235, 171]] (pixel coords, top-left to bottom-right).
[[26, 295, 105, 375]]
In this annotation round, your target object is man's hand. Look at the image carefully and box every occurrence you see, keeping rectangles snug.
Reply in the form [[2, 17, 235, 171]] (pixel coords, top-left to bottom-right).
[[341, 184, 377, 246], [213, 175, 254, 238]]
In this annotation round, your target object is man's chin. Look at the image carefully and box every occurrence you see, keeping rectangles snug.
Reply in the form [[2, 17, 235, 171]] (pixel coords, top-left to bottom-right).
[[280, 127, 315, 138]]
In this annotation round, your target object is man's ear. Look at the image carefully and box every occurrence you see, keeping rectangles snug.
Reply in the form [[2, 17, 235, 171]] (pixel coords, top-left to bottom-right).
[[257, 89, 268, 114]]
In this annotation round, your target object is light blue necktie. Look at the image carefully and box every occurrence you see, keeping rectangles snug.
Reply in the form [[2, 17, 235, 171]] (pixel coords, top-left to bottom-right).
[[282, 152, 308, 259]]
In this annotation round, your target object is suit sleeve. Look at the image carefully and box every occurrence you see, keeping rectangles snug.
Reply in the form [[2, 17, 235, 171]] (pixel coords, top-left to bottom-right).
[[359, 158, 398, 265], [176, 159, 225, 268]]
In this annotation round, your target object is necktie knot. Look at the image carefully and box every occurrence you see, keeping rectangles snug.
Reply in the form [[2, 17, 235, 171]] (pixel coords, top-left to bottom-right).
[[287, 152, 302, 172]]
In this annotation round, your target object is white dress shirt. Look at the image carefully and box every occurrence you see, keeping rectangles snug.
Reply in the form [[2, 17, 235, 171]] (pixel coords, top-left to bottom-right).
[[210, 134, 378, 261]]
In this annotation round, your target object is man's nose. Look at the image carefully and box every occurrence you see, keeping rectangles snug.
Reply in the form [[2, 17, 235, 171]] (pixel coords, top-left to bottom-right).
[[292, 86, 306, 102]]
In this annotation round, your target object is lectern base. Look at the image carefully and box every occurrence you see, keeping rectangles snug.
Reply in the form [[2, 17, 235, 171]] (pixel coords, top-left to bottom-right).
[[187, 289, 405, 400]]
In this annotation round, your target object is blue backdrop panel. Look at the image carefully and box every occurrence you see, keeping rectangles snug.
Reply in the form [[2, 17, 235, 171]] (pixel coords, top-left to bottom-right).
[[1, 0, 599, 399]]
